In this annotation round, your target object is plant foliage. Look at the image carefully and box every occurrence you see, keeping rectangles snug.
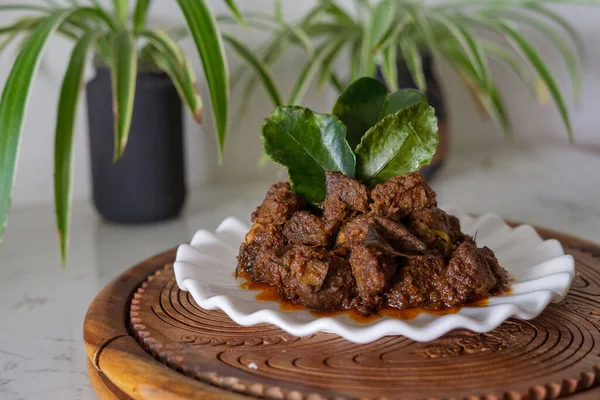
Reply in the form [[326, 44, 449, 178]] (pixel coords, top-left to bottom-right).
[[0, 0, 255, 264], [233, 0, 598, 141]]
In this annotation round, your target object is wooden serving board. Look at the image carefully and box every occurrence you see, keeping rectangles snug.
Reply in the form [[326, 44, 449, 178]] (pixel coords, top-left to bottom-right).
[[84, 224, 600, 400]]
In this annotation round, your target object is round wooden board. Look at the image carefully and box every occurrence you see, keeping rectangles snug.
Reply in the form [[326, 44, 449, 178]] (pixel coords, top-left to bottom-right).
[[84, 224, 600, 400]]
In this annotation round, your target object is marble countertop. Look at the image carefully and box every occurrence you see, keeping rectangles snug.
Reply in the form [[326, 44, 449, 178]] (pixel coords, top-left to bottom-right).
[[0, 143, 599, 399]]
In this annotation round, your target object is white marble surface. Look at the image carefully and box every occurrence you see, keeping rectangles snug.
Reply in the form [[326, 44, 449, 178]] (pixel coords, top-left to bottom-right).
[[0, 143, 599, 399]]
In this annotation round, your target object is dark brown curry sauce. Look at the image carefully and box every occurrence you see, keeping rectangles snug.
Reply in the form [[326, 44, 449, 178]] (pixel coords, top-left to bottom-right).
[[239, 277, 492, 323]]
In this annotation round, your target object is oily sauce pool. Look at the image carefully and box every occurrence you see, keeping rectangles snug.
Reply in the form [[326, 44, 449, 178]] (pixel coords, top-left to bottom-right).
[[239, 277, 490, 323]]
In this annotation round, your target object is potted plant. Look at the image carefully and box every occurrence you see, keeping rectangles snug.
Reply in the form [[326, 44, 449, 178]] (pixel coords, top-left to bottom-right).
[[0, 1, 281, 263], [233, 0, 592, 178]]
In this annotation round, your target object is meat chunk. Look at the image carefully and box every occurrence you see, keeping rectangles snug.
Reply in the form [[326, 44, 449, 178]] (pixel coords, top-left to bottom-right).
[[411, 207, 451, 233], [479, 246, 510, 292], [441, 242, 497, 307], [349, 245, 396, 298], [336, 214, 426, 254], [374, 216, 427, 253], [237, 224, 288, 286], [238, 171, 509, 315], [448, 215, 474, 245], [322, 171, 369, 221], [370, 172, 437, 220], [386, 256, 445, 309], [252, 182, 305, 225], [280, 246, 355, 310], [283, 211, 334, 247]]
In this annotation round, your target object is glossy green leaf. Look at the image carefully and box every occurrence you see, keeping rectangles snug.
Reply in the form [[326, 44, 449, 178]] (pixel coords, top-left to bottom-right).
[[332, 77, 388, 149], [381, 89, 428, 118], [261, 106, 355, 203], [222, 33, 283, 107], [176, 0, 229, 158], [133, 0, 151, 33], [111, 30, 138, 162], [0, 10, 74, 242], [355, 102, 439, 185], [54, 32, 96, 265], [399, 37, 426, 91]]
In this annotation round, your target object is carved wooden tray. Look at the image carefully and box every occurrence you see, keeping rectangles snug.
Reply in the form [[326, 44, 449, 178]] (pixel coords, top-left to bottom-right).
[[84, 224, 600, 400]]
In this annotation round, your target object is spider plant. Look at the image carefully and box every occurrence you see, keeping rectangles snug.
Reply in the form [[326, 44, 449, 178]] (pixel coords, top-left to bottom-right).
[[0, 0, 283, 264], [234, 0, 598, 141]]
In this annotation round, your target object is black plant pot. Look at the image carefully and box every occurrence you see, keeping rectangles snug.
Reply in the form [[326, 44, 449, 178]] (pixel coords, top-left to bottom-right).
[[377, 55, 448, 181], [86, 68, 186, 223]]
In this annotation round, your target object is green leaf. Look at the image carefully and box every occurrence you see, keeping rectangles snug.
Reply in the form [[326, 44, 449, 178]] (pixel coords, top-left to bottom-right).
[[111, 30, 138, 162], [431, 13, 490, 91], [261, 106, 355, 203], [493, 21, 573, 140], [54, 32, 96, 265], [381, 89, 428, 118], [222, 33, 283, 107], [495, 11, 582, 99], [288, 37, 345, 105], [133, 0, 151, 33], [224, 0, 245, 25], [112, 0, 128, 27], [274, 0, 283, 22], [0, 10, 74, 242], [283, 24, 314, 58], [332, 77, 388, 149], [372, 15, 408, 52], [0, 4, 50, 12], [355, 102, 439, 185], [373, 1, 398, 44], [317, 40, 346, 89], [527, 4, 587, 64], [141, 29, 184, 66], [445, 46, 511, 135], [142, 41, 203, 123], [349, 39, 361, 82], [176, 0, 229, 158], [399, 37, 426, 91], [381, 44, 398, 91]]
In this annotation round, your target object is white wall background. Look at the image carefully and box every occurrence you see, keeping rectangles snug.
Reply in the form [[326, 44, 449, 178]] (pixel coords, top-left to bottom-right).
[[2, 0, 600, 208]]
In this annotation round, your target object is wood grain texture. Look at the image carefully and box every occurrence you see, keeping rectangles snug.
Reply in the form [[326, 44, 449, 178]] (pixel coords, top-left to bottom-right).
[[85, 225, 600, 400]]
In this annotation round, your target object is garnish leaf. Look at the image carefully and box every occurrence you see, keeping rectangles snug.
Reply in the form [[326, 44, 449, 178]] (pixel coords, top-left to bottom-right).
[[261, 106, 355, 203], [380, 89, 428, 119], [332, 77, 388, 149], [355, 102, 439, 185], [332, 77, 428, 149]]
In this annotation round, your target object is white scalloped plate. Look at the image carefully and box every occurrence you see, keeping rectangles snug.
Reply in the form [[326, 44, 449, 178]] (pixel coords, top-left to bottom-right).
[[174, 206, 574, 343]]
